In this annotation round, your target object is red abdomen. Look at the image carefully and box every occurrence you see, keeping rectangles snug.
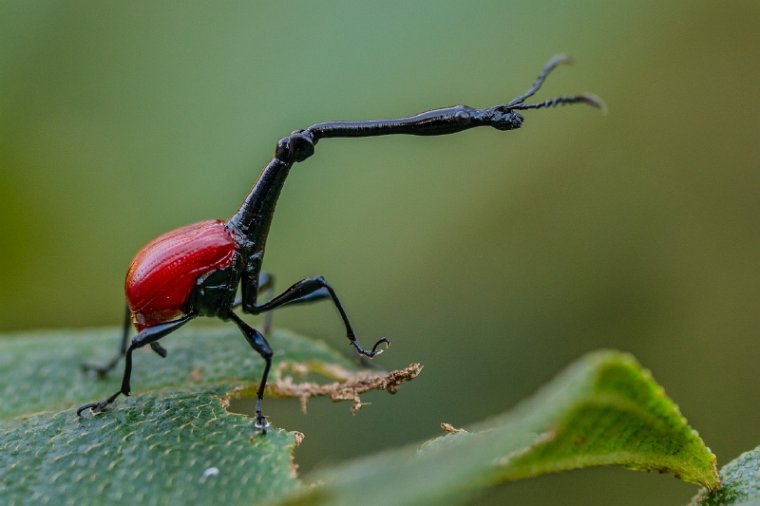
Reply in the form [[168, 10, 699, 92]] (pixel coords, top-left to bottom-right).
[[125, 219, 237, 331]]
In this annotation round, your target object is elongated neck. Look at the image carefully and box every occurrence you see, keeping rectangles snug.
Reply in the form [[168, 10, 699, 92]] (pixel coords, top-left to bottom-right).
[[225, 54, 601, 248], [228, 158, 292, 250]]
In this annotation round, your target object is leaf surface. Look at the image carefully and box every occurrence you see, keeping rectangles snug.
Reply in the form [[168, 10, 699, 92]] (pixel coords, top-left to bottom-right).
[[690, 445, 760, 506], [0, 389, 299, 505], [0, 327, 365, 505], [278, 351, 719, 506], [0, 327, 356, 420], [0, 330, 719, 506]]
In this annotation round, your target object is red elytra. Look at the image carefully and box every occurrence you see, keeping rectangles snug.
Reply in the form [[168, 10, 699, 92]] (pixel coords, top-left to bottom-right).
[[125, 219, 237, 331]]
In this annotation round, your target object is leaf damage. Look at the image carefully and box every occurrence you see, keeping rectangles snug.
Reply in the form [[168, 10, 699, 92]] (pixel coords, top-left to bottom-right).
[[226, 361, 423, 413]]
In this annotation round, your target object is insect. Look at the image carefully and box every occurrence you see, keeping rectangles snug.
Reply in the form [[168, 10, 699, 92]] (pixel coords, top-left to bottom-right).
[[78, 54, 601, 433]]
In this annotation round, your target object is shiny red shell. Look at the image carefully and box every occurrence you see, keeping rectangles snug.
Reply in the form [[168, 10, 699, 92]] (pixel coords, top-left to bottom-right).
[[125, 219, 237, 331]]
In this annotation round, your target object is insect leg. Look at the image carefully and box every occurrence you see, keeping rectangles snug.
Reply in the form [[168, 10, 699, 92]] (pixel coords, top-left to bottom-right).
[[249, 276, 389, 358], [76, 314, 194, 416], [81, 305, 132, 377], [232, 272, 283, 334], [82, 305, 168, 377], [258, 272, 275, 335], [227, 311, 272, 434]]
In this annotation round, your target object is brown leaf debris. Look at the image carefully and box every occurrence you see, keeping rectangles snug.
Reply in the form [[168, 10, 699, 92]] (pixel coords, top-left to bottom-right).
[[440, 422, 466, 434], [268, 362, 422, 413]]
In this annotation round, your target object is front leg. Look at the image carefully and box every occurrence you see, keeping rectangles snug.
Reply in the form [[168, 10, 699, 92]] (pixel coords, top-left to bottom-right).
[[233, 272, 277, 335], [249, 275, 389, 358], [258, 272, 275, 336], [76, 314, 194, 416], [82, 305, 168, 378]]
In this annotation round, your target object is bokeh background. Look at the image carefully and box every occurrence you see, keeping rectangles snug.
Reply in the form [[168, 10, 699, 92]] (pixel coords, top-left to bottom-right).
[[1, 1, 758, 504]]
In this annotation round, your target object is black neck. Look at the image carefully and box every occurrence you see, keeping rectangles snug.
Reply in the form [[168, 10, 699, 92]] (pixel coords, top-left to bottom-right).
[[226, 54, 601, 251], [228, 158, 292, 250]]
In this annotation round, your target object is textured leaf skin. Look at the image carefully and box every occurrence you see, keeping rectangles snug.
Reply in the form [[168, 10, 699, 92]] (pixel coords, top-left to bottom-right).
[[0, 326, 356, 421], [0, 326, 357, 506], [496, 352, 718, 485], [0, 389, 299, 506], [690, 445, 760, 506], [279, 351, 719, 506], [0, 329, 720, 506]]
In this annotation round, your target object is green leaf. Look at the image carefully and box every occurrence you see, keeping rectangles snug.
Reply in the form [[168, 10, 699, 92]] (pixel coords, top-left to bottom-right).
[[0, 326, 417, 505], [278, 350, 719, 506], [0, 389, 300, 504], [0, 328, 717, 506], [0, 327, 357, 420], [690, 445, 760, 506]]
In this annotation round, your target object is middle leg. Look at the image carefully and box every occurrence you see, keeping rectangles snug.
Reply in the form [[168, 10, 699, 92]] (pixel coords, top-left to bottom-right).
[[228, 311, 272, 433], [249, 276, 389, 358], [234, 272, 331, 335]]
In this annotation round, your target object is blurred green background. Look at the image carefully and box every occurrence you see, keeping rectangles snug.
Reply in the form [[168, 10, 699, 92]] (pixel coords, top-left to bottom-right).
[[1, 1, 758, 504]]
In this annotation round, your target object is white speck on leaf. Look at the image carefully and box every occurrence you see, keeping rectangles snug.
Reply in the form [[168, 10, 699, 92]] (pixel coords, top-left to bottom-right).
[[203, 467, 219, 478]]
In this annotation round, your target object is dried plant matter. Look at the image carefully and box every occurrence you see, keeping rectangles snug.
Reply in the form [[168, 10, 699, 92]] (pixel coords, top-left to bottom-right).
[[262, 361, 422, 413]]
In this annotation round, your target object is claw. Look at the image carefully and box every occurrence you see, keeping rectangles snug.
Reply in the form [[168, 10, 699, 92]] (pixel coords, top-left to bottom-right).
[[254, 415, 269, 435], [76, 401, 106, 416], [370, 337, 391, 356], [77, 390, 121, 417], [352, 337, 391, 358]]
